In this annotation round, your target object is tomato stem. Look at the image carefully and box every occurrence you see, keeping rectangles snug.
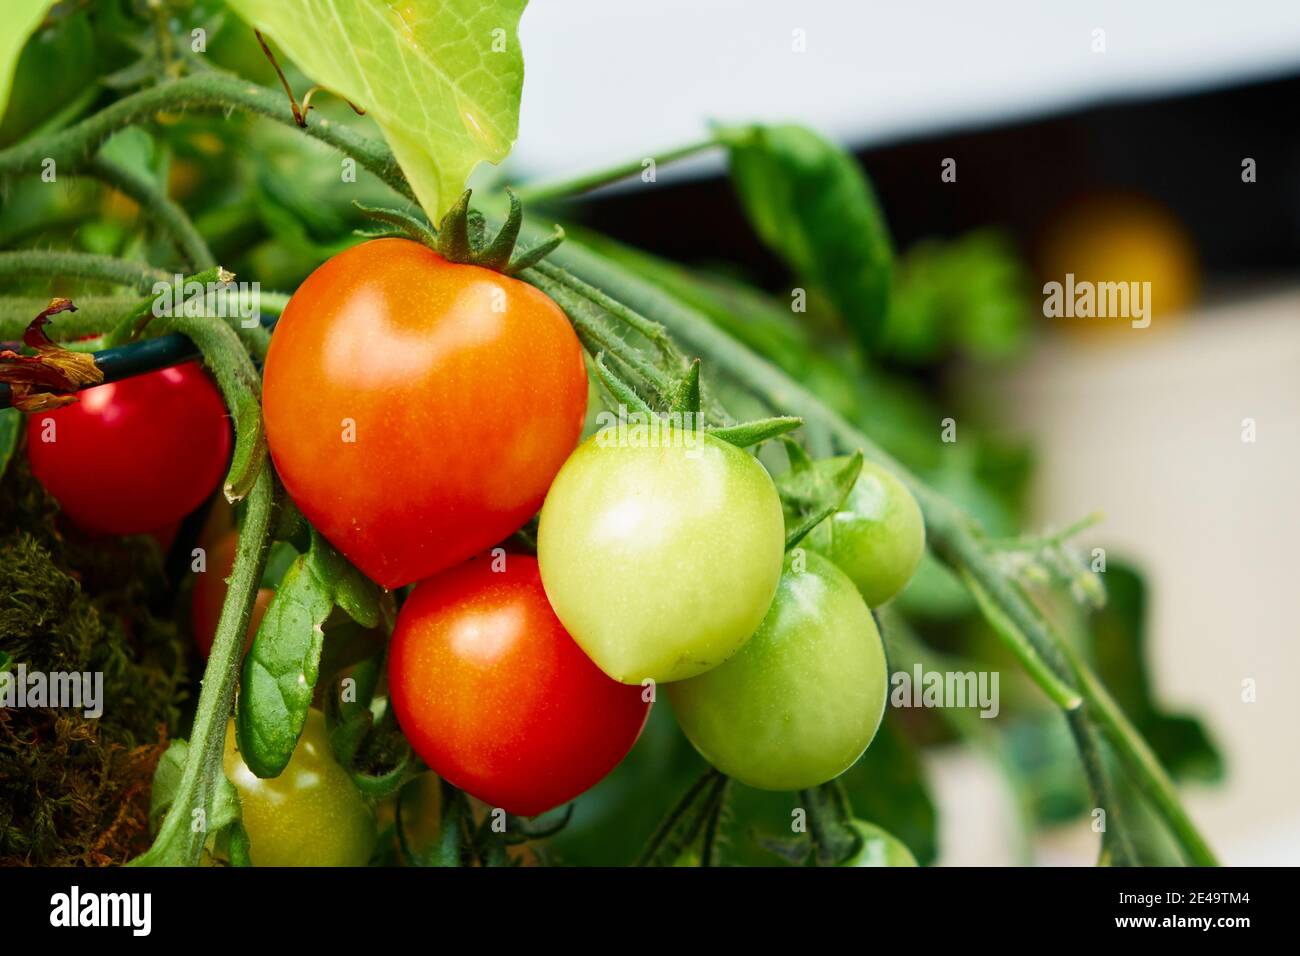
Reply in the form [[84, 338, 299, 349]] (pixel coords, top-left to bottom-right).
[[514, 135, 721, 206], [131, 466, 276, 867]]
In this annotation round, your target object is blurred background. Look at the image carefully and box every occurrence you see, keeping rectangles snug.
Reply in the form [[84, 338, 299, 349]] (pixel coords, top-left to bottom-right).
[[506, 0, 1300, 866]]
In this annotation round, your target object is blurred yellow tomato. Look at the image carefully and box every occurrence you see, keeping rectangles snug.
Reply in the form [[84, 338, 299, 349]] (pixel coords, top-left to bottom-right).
[[1037, 193, 1199, 340]]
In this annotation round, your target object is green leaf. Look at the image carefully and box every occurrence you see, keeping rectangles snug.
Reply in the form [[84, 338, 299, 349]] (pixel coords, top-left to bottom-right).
[[720, 123, 893, 350], [0, 408, 20, 480], [236, 530, 381, 778], [1091, 562, 1224, 783], [883, 231, 1033, 365], [226, 0, 527, 220], [147, 739, 246, 858], [0, 2, 52, 127]]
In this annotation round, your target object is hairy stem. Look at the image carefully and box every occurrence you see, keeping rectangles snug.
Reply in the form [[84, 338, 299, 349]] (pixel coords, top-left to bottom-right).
[[0, 250, 168, 292], [515, 136, 720, 205], [0, 72, 414, 202], [131, 466, 275, 867]]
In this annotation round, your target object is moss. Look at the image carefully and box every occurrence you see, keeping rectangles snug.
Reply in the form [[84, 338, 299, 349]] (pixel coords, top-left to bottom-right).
[[0, 453, 187, 865]]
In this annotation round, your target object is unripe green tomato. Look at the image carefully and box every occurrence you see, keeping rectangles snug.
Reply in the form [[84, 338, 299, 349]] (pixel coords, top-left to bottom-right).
[[223, 710, 376, 867], [841, 820, 919, 867], [538, 426, 785, 684], [666, 551, 888, 790], [815, 459, 925, 607]]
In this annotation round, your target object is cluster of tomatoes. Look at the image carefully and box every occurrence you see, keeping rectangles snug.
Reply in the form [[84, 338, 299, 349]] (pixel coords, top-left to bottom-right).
[[25, 237, 926, 864]]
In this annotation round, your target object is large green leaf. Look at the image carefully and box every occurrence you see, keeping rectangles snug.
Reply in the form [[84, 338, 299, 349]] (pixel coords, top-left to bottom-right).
[[721, 123, 894, 351], [225, 0, 527, 220], [0, 2, 53, 124], [1091, 562, 1224, 783]]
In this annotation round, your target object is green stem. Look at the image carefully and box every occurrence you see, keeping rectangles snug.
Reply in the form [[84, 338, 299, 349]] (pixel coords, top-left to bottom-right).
[[1065, 706, 1138, 866], [986, 511, 1105, 552], [958, 566, 1083, 711], [1055, 630, 1218, 867], [131, 465, 275, 867], [635, 768, 723, 867], [0, 72, 414, 202], [699, 776, 731, 867], [154, 309, 265, 501], [514, 136, 720, 205], [0, 250, 168, 292], [83, 157, 215, 270]]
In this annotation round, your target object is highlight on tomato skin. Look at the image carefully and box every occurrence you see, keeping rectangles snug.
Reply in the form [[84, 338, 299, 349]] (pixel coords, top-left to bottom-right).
[[260, 238, 588, 590], [24, 361, 232, 536], [387, 553, 652, 818]]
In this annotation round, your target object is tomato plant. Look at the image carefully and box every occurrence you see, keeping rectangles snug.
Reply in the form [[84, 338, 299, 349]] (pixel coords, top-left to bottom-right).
[[223, 709, 376, 867], [0, 0, 1224, 875], [388, 554, 651, 817], [667, 550, 888, 790], [262, 238, 587, 589], [537, 426, 785, 683], [25, 362, 231, 536], [813, 458, 926, 607]]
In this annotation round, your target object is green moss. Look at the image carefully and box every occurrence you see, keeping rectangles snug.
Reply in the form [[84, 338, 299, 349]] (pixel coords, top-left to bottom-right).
[[0, 454, 188, 865]]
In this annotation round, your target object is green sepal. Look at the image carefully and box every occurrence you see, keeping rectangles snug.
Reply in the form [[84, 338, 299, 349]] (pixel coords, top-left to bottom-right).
[[667, 358, 701, 415], [352, 201, 436, 246], [709, 415, 802, 448], [506, 225, 565, 274], [476, 188, 523, 272], [778, 450, 863, 550], [593, 352, 653, 416], [435, 189, 473, 262]]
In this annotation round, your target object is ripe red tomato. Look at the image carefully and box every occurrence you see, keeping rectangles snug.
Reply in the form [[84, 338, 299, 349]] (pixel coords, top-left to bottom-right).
[[388, 554, 650, 816], [261, 239, 587, 589], [191, 529, 273, 659], [26, 361, 231, 535]]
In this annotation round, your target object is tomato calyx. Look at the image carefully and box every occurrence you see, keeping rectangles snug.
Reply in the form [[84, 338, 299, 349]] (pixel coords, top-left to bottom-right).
[[0, 298, 103, 411], [354, 187, 566, 276], [777, 439, 864, 550], [591, 351, 802, 450]]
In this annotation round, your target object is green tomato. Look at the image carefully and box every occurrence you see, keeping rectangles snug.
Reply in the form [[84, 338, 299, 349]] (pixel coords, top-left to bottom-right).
[[815, 458, 925, 607], [666, 550, 888, 790], [223, 709, 376, 867], [841, 820, 919, 867], [538, 425, 785, 684]]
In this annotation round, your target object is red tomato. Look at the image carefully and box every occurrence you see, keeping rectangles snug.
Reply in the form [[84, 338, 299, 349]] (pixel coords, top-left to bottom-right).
[[191, 529, 273, 659], [261, 239, 587, 589], [26, 361, 231, 535], [388, 554, 650, 816]]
